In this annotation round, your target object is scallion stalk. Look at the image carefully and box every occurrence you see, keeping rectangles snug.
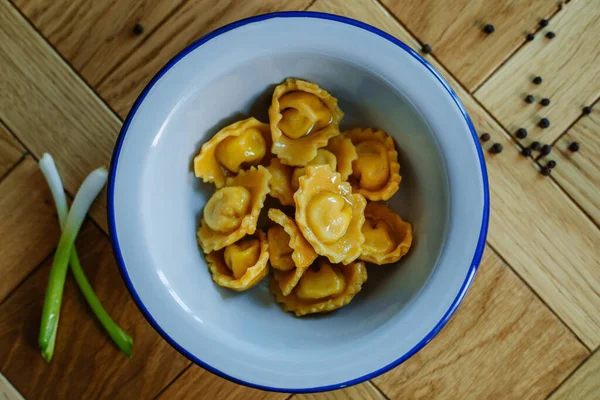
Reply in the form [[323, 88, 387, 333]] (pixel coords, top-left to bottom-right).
[[38, 156, 117, 361]]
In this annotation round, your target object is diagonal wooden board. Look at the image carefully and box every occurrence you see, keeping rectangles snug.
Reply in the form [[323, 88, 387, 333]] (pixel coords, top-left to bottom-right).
[[0, 0, 599, 397], [476, 0, 600, 146], [12, 0, 186, 87], [379, 0, 558, 91], [549, 349, 600, 400], [540, 109, 600, 227], [0, 158, 60, 302], [0, 123, 24, 179]]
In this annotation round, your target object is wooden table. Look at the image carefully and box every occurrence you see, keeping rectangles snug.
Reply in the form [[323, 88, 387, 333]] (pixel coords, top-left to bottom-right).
[[1, 0, 599, 398]]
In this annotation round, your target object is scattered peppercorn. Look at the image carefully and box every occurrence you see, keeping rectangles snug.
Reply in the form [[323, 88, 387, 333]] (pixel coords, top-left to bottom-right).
[[483, 24, 495, 34], [525, 95, 535, 103], [490, 143, 503, 154], [540, 98, 551, 106], [547, 160, 557, 169], [541, 144, 552, 155], [539, 118, 550, 128], [422, 44, 432, 54], [526, 33, 535, 41], [533, 76, 543, 85], [516, 128, 528, 139], [540, 19, 549, 27], [480, 133, 491, 142], [531, 141, 541, 151], [541, 167, 552, 176], [133, 23, 144, 35], [546, 31, 556, 39], [583, 106, 592, 114], [568, 142, 580, 152], [521, 147, 532, 157]]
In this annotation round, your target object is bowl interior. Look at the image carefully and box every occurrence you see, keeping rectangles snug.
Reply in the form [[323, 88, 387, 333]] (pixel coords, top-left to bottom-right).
[[111, 14, 485, 391]]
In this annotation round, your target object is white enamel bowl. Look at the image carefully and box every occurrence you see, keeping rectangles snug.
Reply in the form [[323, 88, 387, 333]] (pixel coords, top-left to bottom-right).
[[108, 12, 488, 393]]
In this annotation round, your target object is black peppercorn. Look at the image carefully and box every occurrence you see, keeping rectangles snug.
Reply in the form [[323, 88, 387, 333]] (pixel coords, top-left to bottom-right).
[[133, 23, 144, 35], [541, 167, 552, 176], [533, 76, 543, 85], [422, 44, 432, 54], [483, 24, 495, 34], [480, 133, 491, 142], [546, 31, 556, 39], [568, 142, 580, 152], [541, 144, 552, 155], [522, 147, 532, 157], [531, 141, 541, 151], [540, 98, 551, 106], [540, 19, 549, 27], [539, 118, 550, 128], [526, 33, 535, 41], [525, 95, 535, 103], [583, 106, 592, 115], [490, 143, 503, 154], [516, 128, 528, 139], [547, 160, 557, 169]]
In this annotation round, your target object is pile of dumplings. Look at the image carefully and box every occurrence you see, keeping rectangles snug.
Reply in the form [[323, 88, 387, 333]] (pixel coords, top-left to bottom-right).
[[193, 78, 413, 316]]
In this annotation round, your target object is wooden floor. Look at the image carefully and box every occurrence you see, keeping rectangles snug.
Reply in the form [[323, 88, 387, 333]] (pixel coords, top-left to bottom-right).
[[1, 0, 599, 398]]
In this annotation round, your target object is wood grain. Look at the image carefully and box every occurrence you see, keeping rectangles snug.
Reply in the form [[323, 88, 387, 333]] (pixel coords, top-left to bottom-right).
[[372, 249, 589, 400], [0, 0, 121, 233], [97, 0, 314, 118], [379, 0, 558, 91], [312, 0, 600, 352], [475, 0, 600, 145], [157, 366, 287, 400], [541, 109, 600, 227], [293, 382, 385, 400], [0, 123, 24, 180], [0, 222, 190, 400], [0, 157, 60, 302], [549, 350, 600, 400], [12, 0, 185, 86]]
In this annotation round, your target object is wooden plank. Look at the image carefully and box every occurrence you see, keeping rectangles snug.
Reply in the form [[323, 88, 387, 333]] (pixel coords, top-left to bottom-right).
[[312, 0, 600, 353], [475, 0, 600, 145], [0, 122, 24, 180], [12, 0, 185, 86], [0, 0, 121, 233], [541, 110, 600, 227], [0, 157, 60, 302], [379, 0, 558, 91], [372, 249, 589, 400], [157, 366, 287, 400], [97, 0, 314, 118], [293, 382, 385, 400], [549, 350, 600, 400], [0, 222, 190, 400]]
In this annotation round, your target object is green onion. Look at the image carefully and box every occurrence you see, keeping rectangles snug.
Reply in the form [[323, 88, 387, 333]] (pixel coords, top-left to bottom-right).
[[39, 155, 132, 361]]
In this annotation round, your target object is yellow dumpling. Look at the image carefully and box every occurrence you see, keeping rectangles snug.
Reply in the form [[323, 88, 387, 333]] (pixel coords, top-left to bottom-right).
[[360, 202, 413, 265], [269, 78, 343, 166], [206, 230, 269, 291], [294, 165, 366, 265], [291, 149, 337, 191], [268, 208, 318, 296], [194, 118, 272, 188], [267, 158, 295, 206], [346, 128, 401, 201], [270, 259, 368, 316], [198, 166, 271, 253]]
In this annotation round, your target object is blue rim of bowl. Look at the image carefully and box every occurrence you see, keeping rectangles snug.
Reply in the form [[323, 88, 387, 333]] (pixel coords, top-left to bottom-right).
[[108, 11, 489, 394]]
